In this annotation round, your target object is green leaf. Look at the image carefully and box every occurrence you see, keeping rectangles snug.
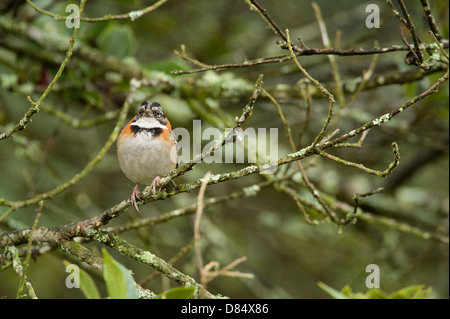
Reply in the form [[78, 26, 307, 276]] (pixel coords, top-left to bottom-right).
[[63, 260, 100, 299], [388, 285, 431, 299], [340, 285, 354, 297], [102, 248, 138, 299], [365, 288, 388, 299], [154, 286, 197, 299], [340, 285, 373, 299], [97, 23, 135, 59], [317, 282, 349, 299], [322, 283, 432, 299]]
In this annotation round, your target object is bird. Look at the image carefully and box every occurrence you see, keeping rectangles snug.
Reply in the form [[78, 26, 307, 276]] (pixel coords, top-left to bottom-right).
[[117, 101, 177, 211]]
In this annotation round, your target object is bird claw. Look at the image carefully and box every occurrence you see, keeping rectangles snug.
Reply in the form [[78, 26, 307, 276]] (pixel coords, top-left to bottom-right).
[[130, 178, 161, 211], [151, 176, 161, 196], [131, 183, 141, 212]]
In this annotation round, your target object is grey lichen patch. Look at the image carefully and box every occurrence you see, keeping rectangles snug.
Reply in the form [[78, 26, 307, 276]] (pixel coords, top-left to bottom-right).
[[201, 174, 220, 184], [93, 231, 111, 244], [372, 113, 391, 126], [139, 250, 156, 264], [83, 227, 99, 237], [348, 129, 357, 137], [128, 10, 143, 21]]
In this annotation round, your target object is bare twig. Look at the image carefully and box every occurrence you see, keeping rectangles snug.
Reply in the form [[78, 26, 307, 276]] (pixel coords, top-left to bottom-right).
[[318, 142, 400, 178], [352, 187, 385, 218], [5, 247, 38, 299], [397, 0, 424, 64], [429, 31, 449, 61], [333, 130, 370, 149], [16, 201, 43, 298], [26, 0, 168, 22], [312, 2, 345, 108], [174, 44, 211, 68], [386, 0, 408, 26], [285, 28, 335, 147], [203, 256, 254, 283], [264, 88, 339, 224], [297, 80, 312, 148], [420, 0, 443, 41], [247, 0, 287, 42], [194, 172, 211, 288], [172, 54, 292, 75], [172, 43, 449, 76]]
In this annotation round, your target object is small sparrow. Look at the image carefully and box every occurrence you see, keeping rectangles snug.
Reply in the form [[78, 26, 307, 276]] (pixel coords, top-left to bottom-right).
[[117, 101, 177, 211]]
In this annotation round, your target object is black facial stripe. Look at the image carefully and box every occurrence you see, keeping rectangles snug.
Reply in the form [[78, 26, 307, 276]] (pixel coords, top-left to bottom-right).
[[131, 125, 163, 137], [142, 101, 161, 108], [155, 116, 167, 126]]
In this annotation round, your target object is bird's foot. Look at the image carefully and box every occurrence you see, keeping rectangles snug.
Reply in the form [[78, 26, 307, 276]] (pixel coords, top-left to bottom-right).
[[150, 176, 161, 196], [131, 183, 141, 212]]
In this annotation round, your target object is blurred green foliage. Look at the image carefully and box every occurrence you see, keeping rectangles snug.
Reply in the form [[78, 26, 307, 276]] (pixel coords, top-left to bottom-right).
[[319, 282, 432, 299]]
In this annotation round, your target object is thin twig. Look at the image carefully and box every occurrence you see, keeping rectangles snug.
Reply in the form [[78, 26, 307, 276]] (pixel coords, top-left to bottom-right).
[[16, 201, 43, 298], [247, 0, 287, 42], [297, 80, 312, 148], [400, 28, 420, 65], [386, 0, 408, 26], [172, 43, 449, 75], [203, 256, 254, 283], [174, 44, 211, 68], [420, 0, 443, 42], [312, 3, 345, 108], [194, 172, 211, 288], [397, 0, 424, 64], [172, 55, 291, 75], [285, 28, 335, 147], [5, 247, 37, 299], [429, 31, 449, 61], [26, 0, 168, 22], [352, 187, 385, 221], [264, 88, 339, 224], [333, 130, 369, 149], [318, 142, 400, 177], [312, 2, 345, 107]]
